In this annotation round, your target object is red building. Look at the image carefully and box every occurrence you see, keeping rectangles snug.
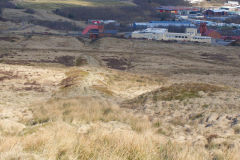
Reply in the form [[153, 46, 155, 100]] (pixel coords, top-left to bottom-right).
[[156, 6, 200, 15], [204, 9, 228, 16]]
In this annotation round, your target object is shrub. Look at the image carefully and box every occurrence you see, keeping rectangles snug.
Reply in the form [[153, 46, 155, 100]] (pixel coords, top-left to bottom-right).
[[25, 8, 35, 14], [76, 57, 87, 66]]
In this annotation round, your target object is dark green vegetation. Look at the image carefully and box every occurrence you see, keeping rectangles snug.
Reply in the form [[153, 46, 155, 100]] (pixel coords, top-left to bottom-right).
[[122, 83, 225, 109], [54, 6, 152, 22], [15, 0, 189, 11], [157, 83, 224, 101], [54, 0, 188, 22], [0, 0, 82, 31], [0, 0, 189, 28]]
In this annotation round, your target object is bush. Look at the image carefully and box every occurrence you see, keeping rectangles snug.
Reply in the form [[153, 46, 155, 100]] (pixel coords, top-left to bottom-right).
[[25, 8, 35, 14]]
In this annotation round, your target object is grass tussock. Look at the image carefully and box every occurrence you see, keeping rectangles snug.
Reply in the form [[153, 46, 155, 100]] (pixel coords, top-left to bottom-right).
[[75, 57, 88, 66], [1, 124, 239, 160], [1, 121, 156, 159], [92, 85, 114, 96], [159, 83, 225, 101], [1, 97, 240, 159], [233, 125, 240, 134], [60, 69, 89, 88], [27, 97, 151, 133]]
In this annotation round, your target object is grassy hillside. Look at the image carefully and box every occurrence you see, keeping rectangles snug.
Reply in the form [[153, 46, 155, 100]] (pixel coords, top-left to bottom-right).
[[0, 36, 240, 159], [15, 0, 188, 10], [16, 0, 135, 9], [8, 0, 188, 23]]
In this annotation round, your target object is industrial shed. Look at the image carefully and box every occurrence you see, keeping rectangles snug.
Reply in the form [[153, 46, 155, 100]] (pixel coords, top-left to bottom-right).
[[132, 21, 196, 30], [156, 6, 200, 15], [204, 9, 228, 16], [131, 28, 212, 43]]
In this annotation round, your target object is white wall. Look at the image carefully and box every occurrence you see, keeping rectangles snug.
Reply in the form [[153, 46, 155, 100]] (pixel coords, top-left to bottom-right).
[[131, 28, 212, 43]]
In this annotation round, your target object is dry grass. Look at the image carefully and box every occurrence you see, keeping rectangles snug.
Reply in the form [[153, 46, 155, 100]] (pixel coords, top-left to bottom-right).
[[233, 125, 240, 134], [1, 121, 239, 160], [101, 70, 165, 99], [0, 97, 158, 159], [1, 95, 238, 160], [92, 85, 114, 96], [0, 44, 239, 160], [0, 75, 239, 160], [105, 71, 165, 87], [60, 68, 89, 88], [26, 97, 151, 132]]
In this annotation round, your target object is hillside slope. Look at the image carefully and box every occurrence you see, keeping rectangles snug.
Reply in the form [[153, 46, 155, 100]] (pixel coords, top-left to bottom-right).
[[13, 0, 188, 9], [0, 36, 240, 159]]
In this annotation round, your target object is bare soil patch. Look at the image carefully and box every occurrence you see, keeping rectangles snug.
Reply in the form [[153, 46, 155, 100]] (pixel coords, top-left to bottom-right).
[[55, 56, 75, 66], [0, 37, 19, 42], [103, 58, 133, 70], [0, 70, 18, 81], [201, 53, 231, 62]]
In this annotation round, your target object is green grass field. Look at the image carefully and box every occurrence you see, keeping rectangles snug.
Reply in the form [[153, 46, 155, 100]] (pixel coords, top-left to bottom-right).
[[18, 0, 135, 10]]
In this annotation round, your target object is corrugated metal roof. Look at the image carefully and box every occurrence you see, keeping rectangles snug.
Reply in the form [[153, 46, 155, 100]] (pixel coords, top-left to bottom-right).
[[156, 6, 200, 11], [103, 30, 118, 34], [133, 28, 168, 34], [149, 21, 192, 24]]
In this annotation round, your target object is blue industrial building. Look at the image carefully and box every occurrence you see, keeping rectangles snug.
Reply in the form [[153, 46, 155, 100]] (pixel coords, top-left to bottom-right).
[[132, 21, 196, 29]]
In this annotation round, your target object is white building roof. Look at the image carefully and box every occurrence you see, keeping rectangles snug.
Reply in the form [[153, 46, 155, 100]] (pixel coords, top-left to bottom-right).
[[133, 28, 168, 34], [226, 1, 239, 5]]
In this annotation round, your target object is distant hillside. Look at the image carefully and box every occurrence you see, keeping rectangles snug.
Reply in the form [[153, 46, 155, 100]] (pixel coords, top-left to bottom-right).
[[13, 0, 135, 9], [13, 0, 189, 10], [9, 0, 189, 23]]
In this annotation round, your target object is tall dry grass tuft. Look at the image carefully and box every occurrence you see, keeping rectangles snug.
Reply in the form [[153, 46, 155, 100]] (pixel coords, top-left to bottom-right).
[[0, 121, 158, 160], [27, 97, 152, 133], [1, 121, 239, 160], [1, 97, 240, 160]]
